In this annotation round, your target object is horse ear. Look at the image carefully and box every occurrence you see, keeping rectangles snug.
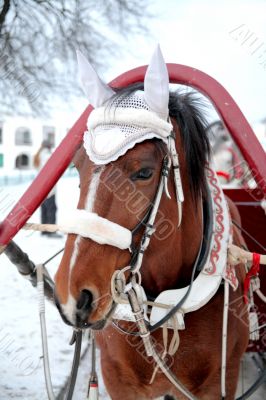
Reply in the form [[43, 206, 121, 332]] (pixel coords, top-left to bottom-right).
[[76, 50, 115, 107], [144, 45, 169, 120]]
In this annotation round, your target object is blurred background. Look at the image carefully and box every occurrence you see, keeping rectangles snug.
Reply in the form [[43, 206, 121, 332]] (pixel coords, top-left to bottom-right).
[[0, 0, 265, 399]]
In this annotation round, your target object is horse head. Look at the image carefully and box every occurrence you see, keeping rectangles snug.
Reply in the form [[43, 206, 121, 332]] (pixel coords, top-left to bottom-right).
[[54, 46, 209, 331]]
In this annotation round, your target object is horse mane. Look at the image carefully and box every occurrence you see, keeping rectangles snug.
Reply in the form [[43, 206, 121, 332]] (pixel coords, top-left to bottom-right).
[[110, 82, 210, 200]]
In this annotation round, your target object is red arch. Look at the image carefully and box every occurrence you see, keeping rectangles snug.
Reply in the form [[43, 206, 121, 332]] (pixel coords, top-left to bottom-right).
[[0, 64, 265, 246]]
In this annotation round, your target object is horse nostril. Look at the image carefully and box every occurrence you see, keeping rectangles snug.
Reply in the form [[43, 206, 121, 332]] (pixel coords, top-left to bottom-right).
[[77, 289, 93, 312]]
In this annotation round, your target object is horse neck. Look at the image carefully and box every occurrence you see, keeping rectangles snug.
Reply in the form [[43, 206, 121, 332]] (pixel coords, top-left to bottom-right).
[[141, 141, 203, 296]]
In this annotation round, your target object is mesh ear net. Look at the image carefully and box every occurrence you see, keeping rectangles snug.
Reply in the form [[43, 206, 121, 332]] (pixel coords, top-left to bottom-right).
[[83, 91, 172, 165]]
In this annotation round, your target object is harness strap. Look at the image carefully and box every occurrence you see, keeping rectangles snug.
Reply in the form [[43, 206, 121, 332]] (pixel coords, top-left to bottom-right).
[[127, 286, 197, 400], [221, 280, 229, 398], [87, 331, 99, 400], [130, 156, 171, 273], [37, 263, 82, 400], [150, 316, 180, 384], [111, 236, 202, 336], [36, 264, 55, 400]]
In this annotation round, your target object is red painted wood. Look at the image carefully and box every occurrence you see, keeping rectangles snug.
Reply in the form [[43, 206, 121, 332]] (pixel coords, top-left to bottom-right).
[[0, 64, 265, 246], [225, 188, 266, 351]]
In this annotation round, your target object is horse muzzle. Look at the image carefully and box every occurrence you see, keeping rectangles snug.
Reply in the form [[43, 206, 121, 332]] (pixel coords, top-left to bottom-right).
[[54, 289, 115, 330]]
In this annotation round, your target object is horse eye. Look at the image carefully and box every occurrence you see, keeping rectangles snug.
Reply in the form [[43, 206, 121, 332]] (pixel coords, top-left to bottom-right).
[[131, 168, 153, 181]]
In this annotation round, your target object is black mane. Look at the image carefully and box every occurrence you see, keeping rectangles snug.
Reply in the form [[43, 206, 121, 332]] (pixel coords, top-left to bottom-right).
[[110, 82, 210, 200]]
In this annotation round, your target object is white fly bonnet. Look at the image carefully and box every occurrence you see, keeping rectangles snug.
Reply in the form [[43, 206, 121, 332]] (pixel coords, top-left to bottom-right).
[[77, 45, 173, 165]]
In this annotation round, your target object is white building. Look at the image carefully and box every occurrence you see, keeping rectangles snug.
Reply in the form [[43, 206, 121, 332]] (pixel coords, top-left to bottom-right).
[[0, 113, 264, 173], [0, 116, 69, 171]]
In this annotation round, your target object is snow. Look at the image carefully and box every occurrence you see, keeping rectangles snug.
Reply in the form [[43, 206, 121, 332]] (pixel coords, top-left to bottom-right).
[[0, 175, 265, 399], [0, 176, 110, 399]]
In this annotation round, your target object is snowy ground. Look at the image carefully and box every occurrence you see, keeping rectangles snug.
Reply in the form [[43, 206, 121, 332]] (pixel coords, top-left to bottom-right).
[[0, 176, 110, 399], [0, 176, 265, 399]]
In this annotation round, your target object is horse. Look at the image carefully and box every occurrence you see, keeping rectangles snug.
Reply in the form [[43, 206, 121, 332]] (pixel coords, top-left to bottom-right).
[[54, 47, 249, 399]]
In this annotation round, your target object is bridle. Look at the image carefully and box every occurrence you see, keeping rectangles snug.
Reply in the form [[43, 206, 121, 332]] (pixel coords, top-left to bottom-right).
[[129, 134, 183, 270], [110, 136, 212, 336], [107, 134, 233, 400], [129, 155, 170, 269], [107, 136, 205, 400]]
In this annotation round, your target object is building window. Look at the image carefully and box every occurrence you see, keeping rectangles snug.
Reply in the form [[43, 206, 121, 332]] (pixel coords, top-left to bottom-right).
[[15, 127, 32, 145], [15, 154, 30, 169], [0, 122, 3, 144], [43, 126, 55, 147], [0, 153, 3, 168]]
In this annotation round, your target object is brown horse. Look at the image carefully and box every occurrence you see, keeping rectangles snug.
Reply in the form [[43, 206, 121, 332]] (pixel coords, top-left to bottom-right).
[[54, 50, 249, 399]]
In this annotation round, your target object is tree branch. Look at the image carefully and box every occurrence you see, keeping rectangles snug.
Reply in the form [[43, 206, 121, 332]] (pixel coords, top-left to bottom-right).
[[0, 0, 11, 34], [0, 0, 151, 115]]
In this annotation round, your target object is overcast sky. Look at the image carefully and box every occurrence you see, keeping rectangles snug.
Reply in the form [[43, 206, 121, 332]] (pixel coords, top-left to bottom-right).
[[59, 0, 266, 128]]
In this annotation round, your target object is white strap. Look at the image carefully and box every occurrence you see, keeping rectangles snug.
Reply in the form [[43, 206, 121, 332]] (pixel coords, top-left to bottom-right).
[[221, 280, 229, 398]]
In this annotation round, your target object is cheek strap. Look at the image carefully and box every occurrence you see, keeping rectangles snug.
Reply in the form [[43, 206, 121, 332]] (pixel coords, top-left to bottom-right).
[[58, 209, 132, 250]]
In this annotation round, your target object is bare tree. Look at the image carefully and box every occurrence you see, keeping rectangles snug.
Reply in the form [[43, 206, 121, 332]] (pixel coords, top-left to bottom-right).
[[0, 0, 151, 115]]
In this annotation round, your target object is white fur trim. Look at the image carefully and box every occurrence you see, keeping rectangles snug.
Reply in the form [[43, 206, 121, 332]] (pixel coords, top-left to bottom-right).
[[84, 107, 172, 164], [58, 210, 132, 250], [84, 130, 168, 165], [87, 107, 172, 136]]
